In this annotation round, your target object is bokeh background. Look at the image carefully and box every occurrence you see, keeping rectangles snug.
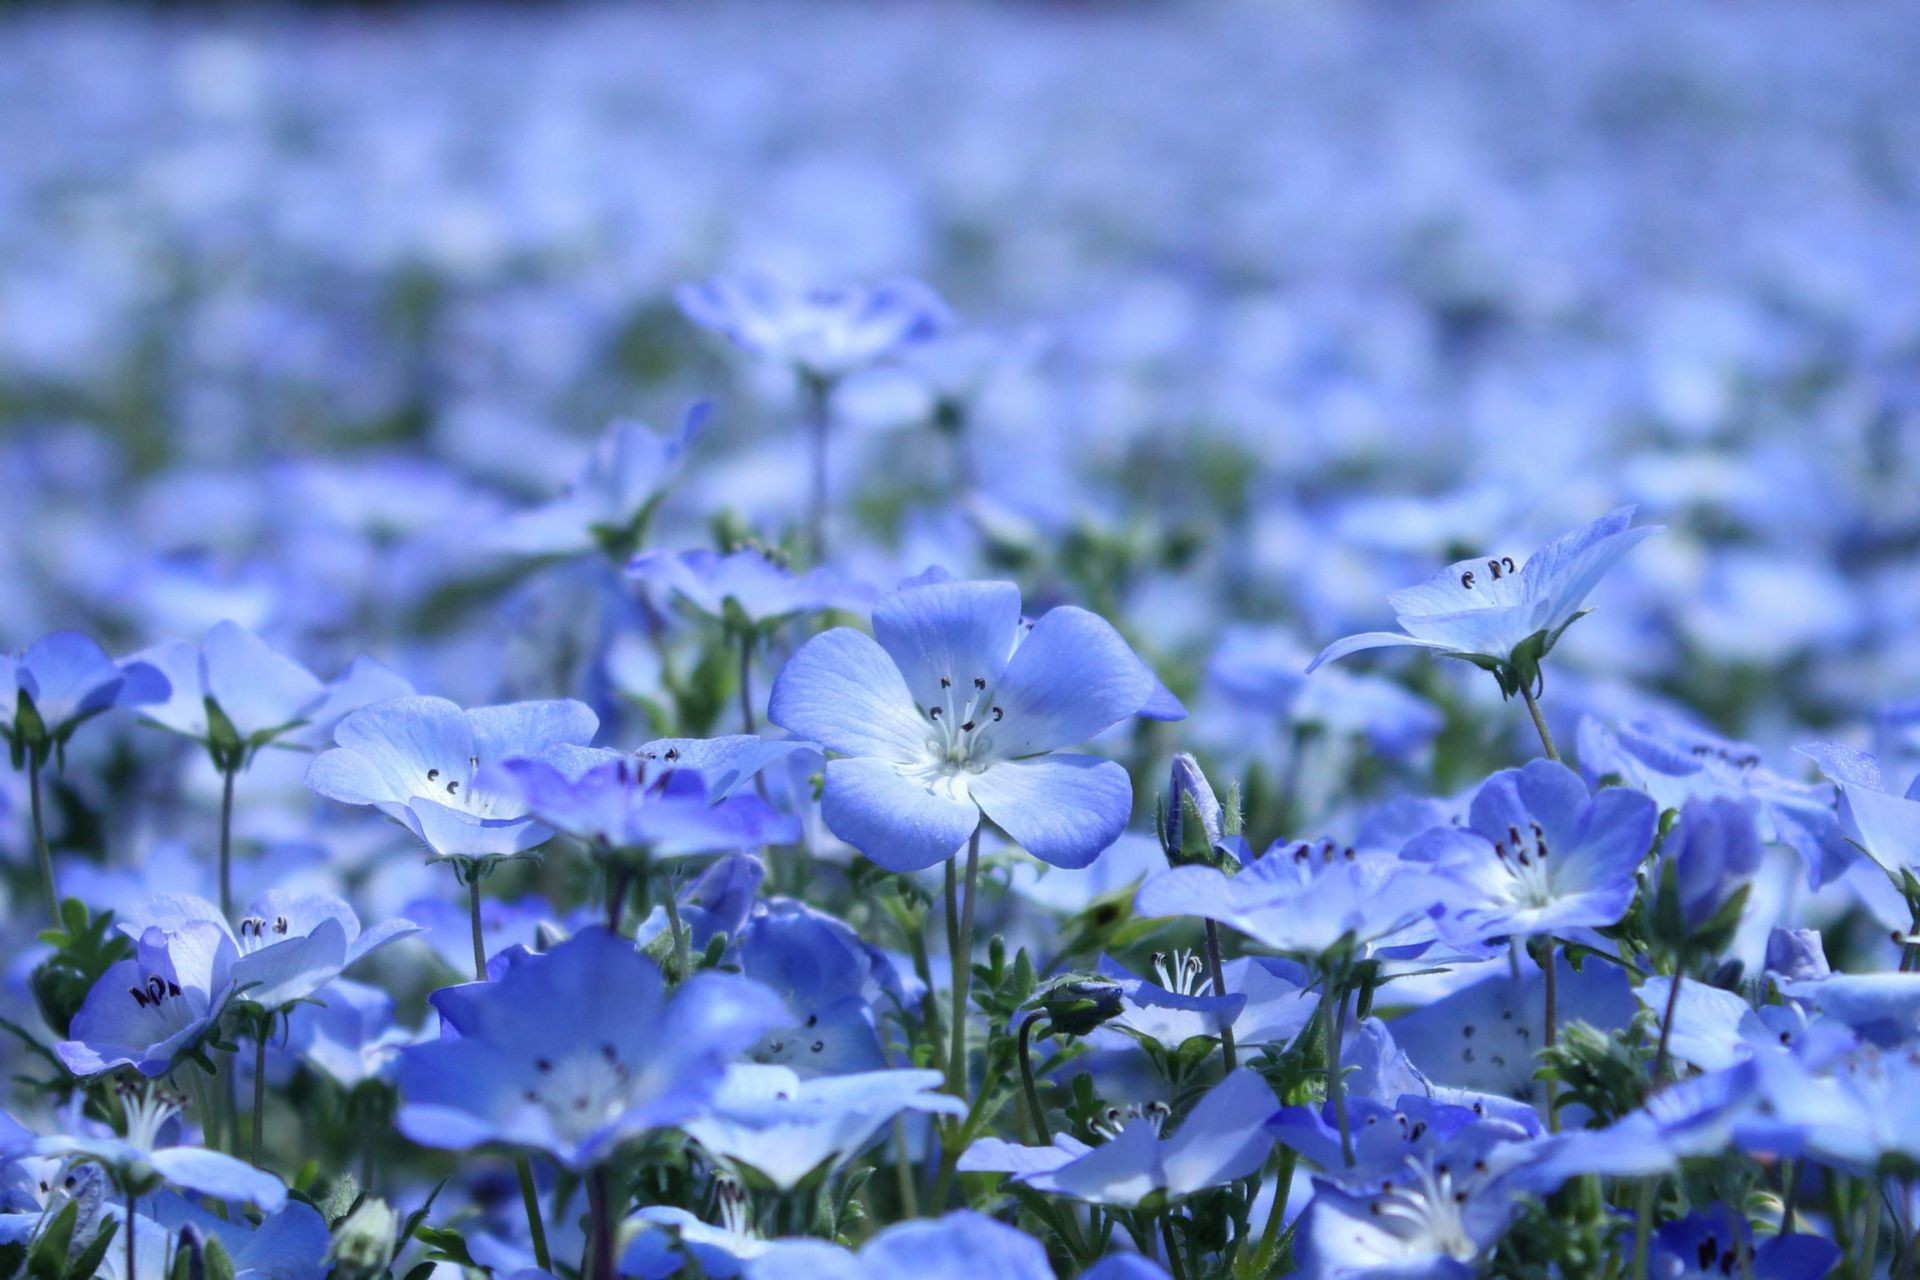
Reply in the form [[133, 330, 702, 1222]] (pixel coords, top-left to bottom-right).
[[4, 0, 1919, 807]]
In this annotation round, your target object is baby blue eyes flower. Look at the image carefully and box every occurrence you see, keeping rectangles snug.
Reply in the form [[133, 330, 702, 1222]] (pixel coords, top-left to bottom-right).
[[306, 694, 600, 861], [739, 901, 892, 1076], [1652, 796, 1763, 946], [495, 407, 708, 559], [629, 548, 874, 631], [130, 621, 328, 767], [57, 921, 236, 1078], [682, 1065, 962, 1190], [395, 926, 784, 1171], [743, 1209, 1055, 1280], [958, 1067, 1277, 1208], [1798, 741, 1920, 880], [33, 1083, 284, 1209], [489, 749, 799, 857], [767, 578, 1169, 871], [126, 890, 417, 1011], [1647, 1206, 1839, 1280], [1405, 760, 1658, 946], [1307, 506, 1659, 695], [677, 275, 952, 383], [0, 630, 168, 767]]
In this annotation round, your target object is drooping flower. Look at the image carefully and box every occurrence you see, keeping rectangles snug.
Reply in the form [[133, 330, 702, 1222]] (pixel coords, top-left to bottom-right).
[[306, 695, 600, 861], [1404, 760, 1658, 947], [57, 922, 237, 1078], [1307, 507, 1659, 695], [0, 630, 169, 768], [395, 926, 784, 1170], [1649, 795, 1763, 950], [683, 1065, 962, 1190], [282, 977, 415, 1088], [32, 1084, 284, 1209], [738, 901, 893, 1076], [1797, 741, 1920, 879], [958, 1068, 1276, 1208], [677, 276, 952, 383], [768, 578, 1168, 870], [122, 889, 416, 1012], [493, 407, 708, 560]]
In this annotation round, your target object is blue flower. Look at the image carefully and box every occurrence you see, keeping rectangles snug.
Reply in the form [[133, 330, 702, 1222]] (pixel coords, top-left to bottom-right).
[[1405, 760, 1657, 947], [1094, 951, 1244, 1052], [1134, 837, 1450, 961], [1797, 741, 1920, 879], [630, 548, 873, 630], [958, 1067, 1276, 1207], [141, 1193, 331, 1280], [282, 977, 414, 1088], [0, 630, 168, 767], [395, 926, 783, 1170], [1647, 1205, 1839, 1280], [636, 853, 768, 956], [682, 1065, 962, 1190], [306, 695, 600, 861], [1580, 716, 1851, 888], [124, 889, 416, 1011], [1654, 795, 1763, 937], [677, 275, 952, 382], [1307, 507, 1658, 690], [32, 1084, 284, 1208], [1736, 1039, 1920, 1173], [57, 922, 237, 1078], [738, 901, 892, 1076], [494, 408, 708, 559], [768, 578, 1167, 870], [737, 1210, 1053, 1280], [1389, 952, 1636, 1111], [1519, 1062, 1755, 1186], [131, 622, 328, 766], [486, 750, 799, 858], [1268, 1093, 1536, 1192]]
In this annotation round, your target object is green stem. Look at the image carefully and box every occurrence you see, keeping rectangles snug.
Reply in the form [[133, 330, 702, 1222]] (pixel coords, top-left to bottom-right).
[[1017, 1014, 1050, 1145], [662, 881, 690, 984], [1540, 936, 1560, 1134], [218, 765, 237, 920], [587, 1164, 616, 1280], [804, 375, 834, 562], [27, 755, 59, 925], [1652, 964, 1684, 1087], [251, 1027, 269, 1167], [467, 869, 488, 982], [1861, 1182, 1883, 1280], [125, 1190, 136, 1280], [946, 830, 982, 1101], [517, 1156, 553, 1273], [1204, 919, 1238, 1073], [1322, 978, 1353, 1167], [1781, 1158, 1800, 1234], [737, 631, 757, 734], [1247, 1150, 1297, 1277], [1160, 1216, 1190, 1280], [1631, 1179, 1653, 1280], [1520, 684, 1559, 761]]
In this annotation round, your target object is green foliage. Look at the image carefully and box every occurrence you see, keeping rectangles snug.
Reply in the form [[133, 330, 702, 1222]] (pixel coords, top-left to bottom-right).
[[31, 899, 133, 1041]]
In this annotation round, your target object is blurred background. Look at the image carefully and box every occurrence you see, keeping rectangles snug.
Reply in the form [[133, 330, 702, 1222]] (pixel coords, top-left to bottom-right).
[[3, 0, 1919, 768]]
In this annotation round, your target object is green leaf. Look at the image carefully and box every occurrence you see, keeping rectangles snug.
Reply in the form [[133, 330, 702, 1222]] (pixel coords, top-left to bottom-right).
[[27, 1200, 80, 1280], [63, 1218, 118, 1280]]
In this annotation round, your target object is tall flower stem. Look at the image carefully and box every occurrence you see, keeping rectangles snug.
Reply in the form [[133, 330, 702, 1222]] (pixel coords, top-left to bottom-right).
[[517, 1156, 553, 1273], [1537, 936, 1560, 1134], [1652, 959, 1686, 1087], [124, 1190, 136, 1280], [27, 754, 59, 925], [802, 374, 835, 561], [946, 829, 983, 1101], [1160, 1217, 1190, 1280], [1320, 975, 1353, 1167], [737, 631, 757, 733], [218, 764, 239, 919], [1245, 1150, 1298, 1279], [251, 1027, 270, 1167], [662, 880, 691, 984], [1519, 685, 1559, 761], [1860, 1182, 1884, 1280], [1017, 1013, 1050, 1145], [1630, 1178, 1654, 1280], [1204, 919, 1238, 1072], [466, 868, 488, 982], [587, 1164, 617, 1280]]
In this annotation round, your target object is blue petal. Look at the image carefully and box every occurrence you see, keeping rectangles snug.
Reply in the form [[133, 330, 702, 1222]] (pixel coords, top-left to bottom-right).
[[988, 607, 1154, 755], [819, 757, 978, 870], [149, 1146, 287, 1209], [1305, 631, 1450, 673], [201, 621, 326, 738], [971, 755, 1132, 869], [768, 628, 930, 761], [869, 580, 1021, 716]]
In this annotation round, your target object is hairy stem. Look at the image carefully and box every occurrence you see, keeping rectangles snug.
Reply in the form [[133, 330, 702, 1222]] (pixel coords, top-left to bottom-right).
[[218, 764, 238, 920], [1322, 979, 1353, 1167], [1017, 1013, 1051, 1145], [946, 829, 982, 1101], [1520, 684, 1559, 761], [467, 869, 488, 982]]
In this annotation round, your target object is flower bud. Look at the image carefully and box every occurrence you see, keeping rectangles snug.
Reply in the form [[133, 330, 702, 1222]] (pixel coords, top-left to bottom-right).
[[328, 1197, 401, 1276], [1650, 796, 1761, 955], [1032, 976, 1124, 1038], [1164, 753, 1224, 866], [1765, 927, 1830, 981]]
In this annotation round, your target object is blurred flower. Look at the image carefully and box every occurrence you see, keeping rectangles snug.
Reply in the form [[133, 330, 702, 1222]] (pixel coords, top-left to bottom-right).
[[132, 622, 327, 767], [678, 276, 951, 382], [33, 1083, 284, 1208], [0, 630, 168, 768], [494, 408, 708, 559]]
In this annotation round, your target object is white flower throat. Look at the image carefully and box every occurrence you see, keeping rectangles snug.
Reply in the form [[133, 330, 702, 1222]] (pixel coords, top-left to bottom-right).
[[419, 754, 518, 818], [916, 672, 1008, 780], [1492, 822, 1555, 908], [519, 1043, 643, 1144]]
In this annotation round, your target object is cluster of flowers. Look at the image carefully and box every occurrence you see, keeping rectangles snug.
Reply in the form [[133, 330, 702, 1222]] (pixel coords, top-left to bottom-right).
[[3, 4, 1920, 1279]]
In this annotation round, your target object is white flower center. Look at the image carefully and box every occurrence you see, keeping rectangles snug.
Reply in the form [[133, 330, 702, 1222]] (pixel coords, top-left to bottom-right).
[[1151, 950, 1212, 998], [235, 914, 294, 953], [1367, 1159, 1480, 1261], [117, 1084, 187, 1153], [1492, 822, 1556, 909], [519, 1044, 645, 1145], [911, 671, 1008, 781]]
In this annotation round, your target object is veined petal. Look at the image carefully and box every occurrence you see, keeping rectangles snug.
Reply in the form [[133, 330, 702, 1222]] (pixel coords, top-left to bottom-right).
[[769, 628, 930, 760], [870, 580, 1021, 713], [325, 697, 475, 804], [970, 755, 1132, 870], [202, 621, 326, 738], [819, 757, 978, 871], [149, 1147, 287, 1210], [468, 699, 600, 760], [1306, 631, 1452, 673], [988, 607, 1154, 755]]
